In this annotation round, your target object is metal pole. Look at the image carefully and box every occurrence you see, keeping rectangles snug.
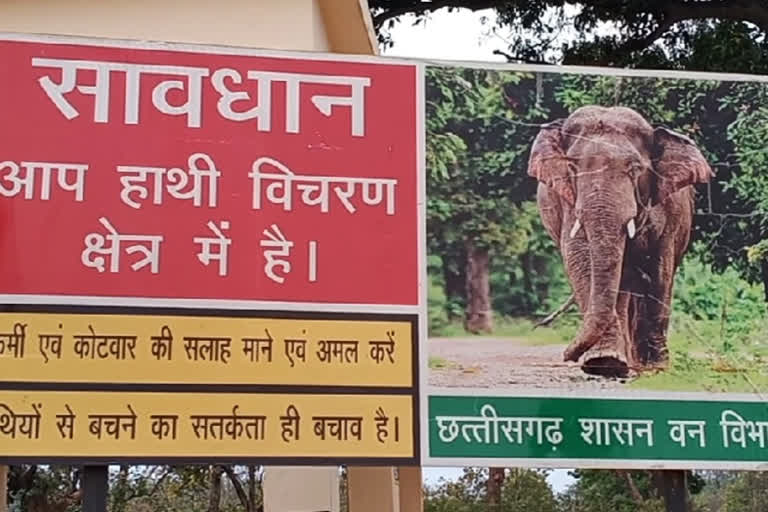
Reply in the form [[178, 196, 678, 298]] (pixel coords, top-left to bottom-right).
[[659, 470, 688, 512], [0, 465, 8, 512], [82, 466, 109, 512]]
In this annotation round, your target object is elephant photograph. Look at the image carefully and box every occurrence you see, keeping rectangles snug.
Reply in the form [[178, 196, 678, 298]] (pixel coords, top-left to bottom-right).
[[425, 63, 768, 395], [528, 105, 713, 378]]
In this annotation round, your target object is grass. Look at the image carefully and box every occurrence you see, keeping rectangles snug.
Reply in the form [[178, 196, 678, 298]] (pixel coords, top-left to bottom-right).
[[430, 316, 577, 346], [628, 316, 768, 393]]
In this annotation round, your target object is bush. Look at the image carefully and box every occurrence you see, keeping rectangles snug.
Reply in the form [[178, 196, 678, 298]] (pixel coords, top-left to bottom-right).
[[669, 245, 768, 362], [673, 248, 766, 342]]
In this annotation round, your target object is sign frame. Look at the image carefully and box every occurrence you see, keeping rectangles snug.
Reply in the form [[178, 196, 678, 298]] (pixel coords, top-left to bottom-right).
[[417, 55, 768, 471]]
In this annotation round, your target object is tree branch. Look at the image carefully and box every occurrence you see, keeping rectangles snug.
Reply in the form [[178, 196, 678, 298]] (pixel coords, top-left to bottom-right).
[[372, 0, 768, 55], [618, 15, 681, 54], [666, 0, 768, 29], [373, 0, 497, 29], [618, 0, 768, 55], [147, 469, 172, 499], [248, 466, 258, 512], [533, 294, 575, 329], [617, 470, 644, 506], [492, 49, 553, 65], [207, 466, 224, 512], [222, 466, 252, 512]]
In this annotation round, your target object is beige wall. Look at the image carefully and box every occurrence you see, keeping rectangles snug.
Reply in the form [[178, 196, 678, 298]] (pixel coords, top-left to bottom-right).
[[0, 0, 379, 54], [262, 466, 340, 512], [348, 467, 400, 512], [319, 0, 378, 55], [398, 467, 424, 512], [0, 0, 330, 51]]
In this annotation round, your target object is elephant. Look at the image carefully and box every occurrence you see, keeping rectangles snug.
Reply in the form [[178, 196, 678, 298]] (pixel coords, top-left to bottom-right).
[[526, 105, 714, 378]]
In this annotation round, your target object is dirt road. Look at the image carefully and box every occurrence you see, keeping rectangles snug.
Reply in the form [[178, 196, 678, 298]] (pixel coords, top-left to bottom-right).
[[427, 337, 631, 391]]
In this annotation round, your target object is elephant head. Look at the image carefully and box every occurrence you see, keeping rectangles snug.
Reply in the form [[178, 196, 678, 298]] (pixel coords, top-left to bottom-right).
[[527, 105, 713, 367]]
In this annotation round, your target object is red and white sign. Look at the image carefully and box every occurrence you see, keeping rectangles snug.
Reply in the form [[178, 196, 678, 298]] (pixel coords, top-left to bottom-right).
[[0, 35, 422, 308]]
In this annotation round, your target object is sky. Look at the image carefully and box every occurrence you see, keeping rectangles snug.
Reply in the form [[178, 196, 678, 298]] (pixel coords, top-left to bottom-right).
[[381, 9, 509, 64], [378, 7, 577, 495]]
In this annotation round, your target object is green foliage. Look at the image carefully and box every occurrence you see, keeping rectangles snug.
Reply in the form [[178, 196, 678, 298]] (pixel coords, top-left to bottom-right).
[[427, 270, 451, 335], [501, 469, 558, 511], [721, 472, 768, 512], [555, 470, 707, 512], [426, 65, 544, 253], [673, 245, 766, 338], [9, 466, 80, 512], [423, 468, 487, 512], [423, 467, 557, 512], [490, 201, 573, 317], [426, 66, 558, 323], [6, 465, 262, 512]]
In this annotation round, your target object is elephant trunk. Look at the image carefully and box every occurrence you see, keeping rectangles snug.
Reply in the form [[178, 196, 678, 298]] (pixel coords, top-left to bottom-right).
[[563, 199, 629, 363]]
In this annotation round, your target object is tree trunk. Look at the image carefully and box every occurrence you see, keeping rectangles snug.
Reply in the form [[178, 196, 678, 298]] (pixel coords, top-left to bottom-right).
[[442, 250, 466, 318], [207, 466, 224, 512], [111, 465, 130, 512], [520, 252, 534, 313], [487, 468, 505, 510], [248, 466, 257, 512], [761, 259, 768, 304], [618, 470, 644, 506], [464, 241, 492, 333], [223, 466, 251, 512], [0, 466, 7, 512]]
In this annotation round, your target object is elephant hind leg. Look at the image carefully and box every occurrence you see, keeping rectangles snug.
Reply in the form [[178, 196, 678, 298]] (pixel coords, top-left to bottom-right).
[[638, 249, 676, 369]]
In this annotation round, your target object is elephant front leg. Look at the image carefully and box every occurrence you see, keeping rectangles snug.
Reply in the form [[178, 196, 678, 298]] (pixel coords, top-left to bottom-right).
[[593, 257, 649, 372], [561, 222, 631, 378], [580, 292, 633, 378]]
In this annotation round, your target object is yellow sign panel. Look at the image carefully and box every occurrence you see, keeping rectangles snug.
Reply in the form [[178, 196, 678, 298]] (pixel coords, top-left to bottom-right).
[[0, 391, 414, 459], [0, 311, 414, 387]]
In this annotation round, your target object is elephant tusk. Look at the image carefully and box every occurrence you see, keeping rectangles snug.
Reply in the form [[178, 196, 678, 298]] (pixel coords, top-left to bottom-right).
[[627, 219, 636, 239], [569, 218, 582, 238]]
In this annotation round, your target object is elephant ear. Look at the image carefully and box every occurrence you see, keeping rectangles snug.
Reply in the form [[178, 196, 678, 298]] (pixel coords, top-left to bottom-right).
[[527, 119, 574, 206], [652, 126, 714, 205]]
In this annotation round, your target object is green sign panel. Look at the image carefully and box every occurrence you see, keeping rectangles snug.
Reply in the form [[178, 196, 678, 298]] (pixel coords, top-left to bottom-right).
[[427, 395, 768, 467]]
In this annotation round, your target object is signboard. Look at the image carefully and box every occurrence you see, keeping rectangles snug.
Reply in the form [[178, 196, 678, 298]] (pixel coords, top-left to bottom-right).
[[0, 33, 423, 464], [7, 32, 768, 473], [421, 61, 768, 470]]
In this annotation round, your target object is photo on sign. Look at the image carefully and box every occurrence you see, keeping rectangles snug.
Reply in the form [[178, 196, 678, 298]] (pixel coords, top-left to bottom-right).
[[424, 63, 768, 397]]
